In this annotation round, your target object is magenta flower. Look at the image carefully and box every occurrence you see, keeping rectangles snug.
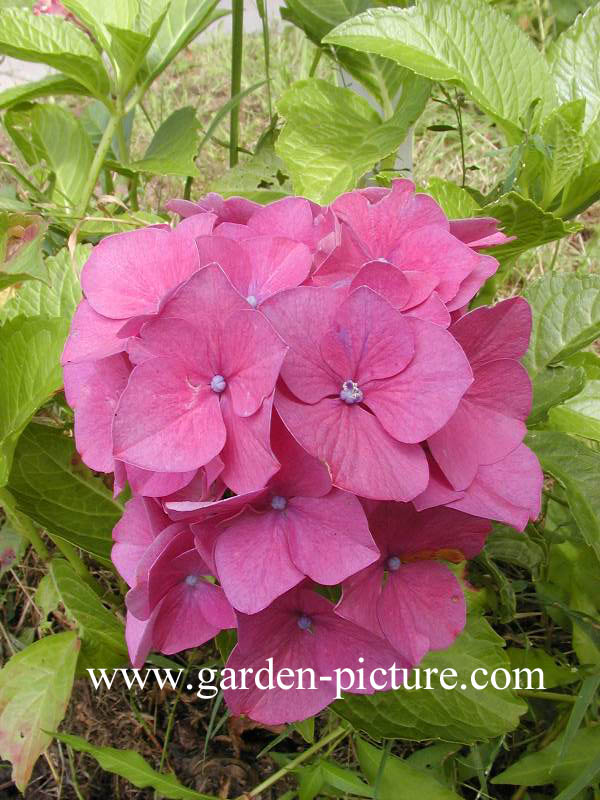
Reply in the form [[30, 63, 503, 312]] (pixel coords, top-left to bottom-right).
[[123, 524, 236, 667], [224, 585, 405, 725], [428, 298, 533, 489], [113, 264, 287, 492], [33, 0, 69, 16], [185, 414, 379, 613], [263, 285, 472, 500], [313, 180, 499, 312], [112, 496, 170, 587], [336, 503, 490, 663], [166, 193, 259, 224]]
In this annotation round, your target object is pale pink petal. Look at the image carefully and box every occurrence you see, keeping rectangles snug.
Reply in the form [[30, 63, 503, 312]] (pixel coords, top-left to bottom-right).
[[113, 356, 225, 472], [239, 236, 312, 302], [112, 496, 169, 586], [275, 388, 428, 501], [125, 464, 196, 498], [64, 353, 130, 472], [363, 317, 472, 443], [62, 300, 126, 365]]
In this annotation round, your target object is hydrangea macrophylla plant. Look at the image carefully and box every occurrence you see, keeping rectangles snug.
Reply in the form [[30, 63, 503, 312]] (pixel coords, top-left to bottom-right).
[[63, 179, 543, 725]]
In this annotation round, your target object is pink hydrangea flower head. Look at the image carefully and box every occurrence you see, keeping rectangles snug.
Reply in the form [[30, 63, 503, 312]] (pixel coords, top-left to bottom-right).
[[33, 0, 69, 16], [113, 264, 287, 492], [186, 414, 379, 613], [223, 585, 406, 724], [336, 503, 491, 663], [428, 297, 533, 489], [314, 180, 500, 312], [263, 285, 473, 500]]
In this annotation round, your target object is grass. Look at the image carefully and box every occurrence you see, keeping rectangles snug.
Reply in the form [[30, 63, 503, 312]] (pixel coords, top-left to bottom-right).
[[1, 8, 600, 800]]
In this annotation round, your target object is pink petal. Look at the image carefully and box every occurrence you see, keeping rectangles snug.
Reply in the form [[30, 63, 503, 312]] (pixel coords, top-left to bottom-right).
[[449, 217, 513, 249], [448, 444, 543, 531], [402, 291, 450, 327], [124, 464, 197, 498], [275, 387, 428, 501], [220, 309, 288, 417], [286, 490, 379, 584], [219, 392, 280, 493], [450, 297, 532, 366], [312, 223, 370, 287], [261, 286, 341, 403], [446, 253, 498, 311], [349, 261, 412, 309], [363, 317, 472, 443], [62, 300, 126, 365], [335, 564, 385, 636], [63, 353, 130, 472], [81, 227, 201, 319], [215, 509, 305, 613], [239, 236, 312, 302], [320, 287, 414, 385], [112, 496, 169, 586], [414, 455, 465, 511], [378, 562, 466, 663], [270, 411, 331, 498], [113, 356, 226, 472], [126, 603, 163, 668]]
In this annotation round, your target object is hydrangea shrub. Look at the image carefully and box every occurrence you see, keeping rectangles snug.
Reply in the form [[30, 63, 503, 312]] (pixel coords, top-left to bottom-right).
[[63, 180, 543, 724]]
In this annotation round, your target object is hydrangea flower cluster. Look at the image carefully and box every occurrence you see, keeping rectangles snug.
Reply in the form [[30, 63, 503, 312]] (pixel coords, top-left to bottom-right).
[[63, 180, 543, 724]]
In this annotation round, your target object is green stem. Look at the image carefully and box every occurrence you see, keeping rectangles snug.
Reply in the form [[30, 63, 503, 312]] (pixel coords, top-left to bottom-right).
[[256, 0, 272, 121], [229, 0, 244, 168], [308, 47, 322, 78], [75, 111, 121, 218], [517, 689, 577, 704], [242, 724, 349, 799]]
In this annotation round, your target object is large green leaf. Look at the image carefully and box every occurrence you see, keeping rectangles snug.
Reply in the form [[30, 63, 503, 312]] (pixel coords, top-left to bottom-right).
[[491, 726, 600, 787], [0, 317, 68, 486], [357, 738, 461, 799], [7, 424, 122, 560], [548, 4, 600, 130], [0, 214, 48, 290], [52, 732, 218, 799], [333, 616, 526, 743], [143, 0, 224, 84], [549, 380, 600, 442], [539, 100, 586, 207], [324, 0, 556, 141], [527, 430, 600, 561], [30, 104, 94, 210], [528, 366, 586, 425], [0, 244, 86, 323], [0, 73, 89, 110], [130, 106, 200, 176], [211, 136, 292, 203], [478, 192, 581, 264], [0, 10, 110, 99], [0, 632, 79, 792], [49, 559, 127, 670], [557, 162, 600, 219], [424, 178, 479, 219], [523, 273, 600, 375], [276, 76, 429, 203]]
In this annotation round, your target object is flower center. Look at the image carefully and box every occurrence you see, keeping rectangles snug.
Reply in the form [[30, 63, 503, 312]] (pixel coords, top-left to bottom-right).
[[387, 555, 401, 571], [185, 574, 200, 586], [246, 294, 258, 308], [340, 379, 363, 404], [297, 614, 312, 630], [210, 374, 226, 393], [271, 495, 287, 511]]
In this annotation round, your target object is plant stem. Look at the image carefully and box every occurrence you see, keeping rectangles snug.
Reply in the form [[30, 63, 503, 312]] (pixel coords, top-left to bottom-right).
[[241, 724, 349, 799], [75, 111, 120, 218], [308, 47, 322, 78], [229, 0, 244, 168], [516, 689, 577, 704], [256, 0, 272, 122]]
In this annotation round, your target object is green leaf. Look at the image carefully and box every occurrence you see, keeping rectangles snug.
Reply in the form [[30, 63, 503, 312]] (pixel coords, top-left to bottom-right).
[[49, 559, 127, 670], [143, 0, 224, 84], [491, 725, 600, 787], [324, 0, 556, 141], [478, 192, 581, 265], [211, 136, 291, 203], [7, 424, 122, 560], [276, 76, 429, 203], [549, 380, 600, 441], [0, 317, 68, 486], [548, 4, 600, 130], [0, 632, 79, 791], [320, 760, 374, 797], [539, 100, 586, 207], [564, 351, 600, 379], [356, 738, 461, 799], [484, 525, 544, 573], [523, 273, 600, 375], [34, 573, 61, 619], [52, 732, 218, 799], [506, 648, 579, 689], [0, 517, 26, 577], [0, 73, 89, 110], [557, 162, 600, 218], [30, 104, 94, 210], [0, 214, 49, 290], [333, 616, 526, 743], [0, 244, 86, 323], [0, 10, 110, 99], [528, 366, 586, 425], [129, 106, 200, 176], [424, 178, 479, 219], [527, 430, 600, 561]]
